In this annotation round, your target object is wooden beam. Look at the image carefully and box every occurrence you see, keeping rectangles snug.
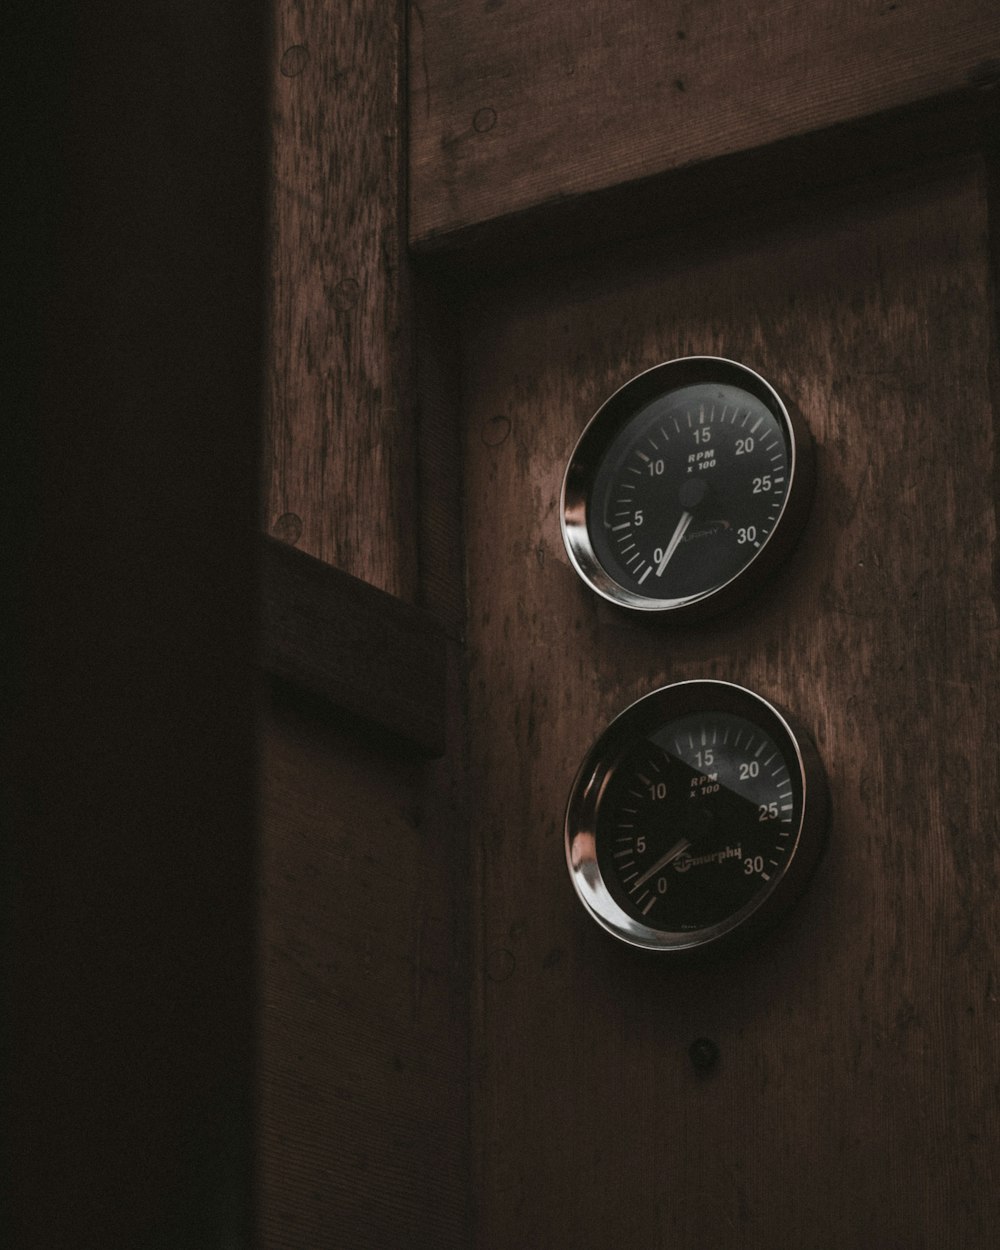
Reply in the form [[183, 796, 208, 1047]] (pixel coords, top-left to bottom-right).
[[266, 0, 417, 598], [410, 0, 1000, 247], [457, 155, 1000, 1248], [262, 537, 447, 757], [412, 89, 996, 284]]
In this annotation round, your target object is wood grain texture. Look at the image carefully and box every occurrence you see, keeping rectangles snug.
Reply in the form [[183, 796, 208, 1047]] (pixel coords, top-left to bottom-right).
[[410, 0, 1000, 245], [266, 0, 416, 598], [459, 158, 1000, 1248], [262, 536, 447, 755], [260, 7, 472, 1244], [259, 694, 469, 1249], [412, 90, 996, 291]]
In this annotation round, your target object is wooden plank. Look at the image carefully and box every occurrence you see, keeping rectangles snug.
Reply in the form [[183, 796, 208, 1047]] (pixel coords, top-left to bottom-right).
[[259, 697, 470, 1249], [410, 0, 1000, 246], [261, 9, 468, 1246], [411, 90, 996, 286], [458, 158, 1000, 1248], [4, 4, 267, 1245], [266, 0, 416, 598], [262, 536, 447, 757]]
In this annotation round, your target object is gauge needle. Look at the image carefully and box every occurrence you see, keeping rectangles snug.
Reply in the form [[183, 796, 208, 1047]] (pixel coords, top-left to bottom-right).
[[655, 511, 693, 577], [633, 837, 691, 889]]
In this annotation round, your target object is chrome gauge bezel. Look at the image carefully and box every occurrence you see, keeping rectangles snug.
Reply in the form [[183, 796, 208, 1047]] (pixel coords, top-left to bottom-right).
[[564, 681, 829, 955], [560, 356, 815, 619]]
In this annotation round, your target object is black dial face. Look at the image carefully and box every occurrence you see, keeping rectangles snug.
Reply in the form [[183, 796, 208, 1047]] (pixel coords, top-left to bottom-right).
[[589, 383, 788, 601], [596, 712, 800, 933], [561, 358, 813, 618], [565, 682, 828, 953]]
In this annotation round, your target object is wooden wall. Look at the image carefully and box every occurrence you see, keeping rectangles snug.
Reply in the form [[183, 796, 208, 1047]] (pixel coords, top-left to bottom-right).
[[457, 156, 1000, 1249], [260, 1, 1000, 1248], [406, 2, 1000, 1248], [409, 0, 1000, 244], [259, 698, 468, 1248], [266, 0, 416, 599], [260, 2, 468, 1246]]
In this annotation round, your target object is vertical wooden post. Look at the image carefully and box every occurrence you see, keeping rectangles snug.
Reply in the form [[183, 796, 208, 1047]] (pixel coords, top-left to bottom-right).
[[266, 0, 418, 600]]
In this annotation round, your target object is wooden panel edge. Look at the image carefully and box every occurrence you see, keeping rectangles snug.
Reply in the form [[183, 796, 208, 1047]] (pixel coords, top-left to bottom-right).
[[983, 97, 1000, 615], [410, 3, 1000, 247], [411, 87, 996, 284], [262, 535, 447, 756]]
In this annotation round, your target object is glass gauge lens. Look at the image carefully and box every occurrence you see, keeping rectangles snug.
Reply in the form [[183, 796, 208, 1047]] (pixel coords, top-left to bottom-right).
[[597, 713, 799, 931], [561, 358, 815, 618], [565, 682, 829, 954], [589, 383, 787, 601]]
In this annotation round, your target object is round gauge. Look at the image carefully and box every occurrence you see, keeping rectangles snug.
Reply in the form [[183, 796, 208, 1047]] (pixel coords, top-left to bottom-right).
[[560, 357, 815, 618], [565, 681, 829, 954]]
